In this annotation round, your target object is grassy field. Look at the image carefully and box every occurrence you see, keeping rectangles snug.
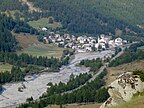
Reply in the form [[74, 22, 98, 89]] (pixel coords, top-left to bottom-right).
[[138, 46, 144, 50], [0, 63, 13, 72], [17, 43, 65, 58], [14, 33, 65, 58], [105, 60, 144, 86], [46, 103, 101, 108], [28, 17, 62, 29], [14, 33, 40, 48], [109, 95, 144, 108]]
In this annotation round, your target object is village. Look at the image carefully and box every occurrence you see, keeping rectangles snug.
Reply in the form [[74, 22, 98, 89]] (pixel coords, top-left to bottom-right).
[[42, 30, 128, 52]]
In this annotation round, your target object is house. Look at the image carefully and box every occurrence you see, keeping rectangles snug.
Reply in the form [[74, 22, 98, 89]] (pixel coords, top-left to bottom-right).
[[123, 40, 128, 44], [77, 36, 83, 41], [52, 39, 56, 43], [77, 49, 86, 53], [71, 35, 76, 41], [95, 43, 105, 50], [82, 44, 91, 48], [42, 27, 48, 31], [59, 41, 64, 45], [55, 34, 60, 38], [72, 46, 77, 50], [85, 47, 92, 52], [109, 40, 115, 47], [95, 43, 99, 49], [89, 39, 96, 45], [80, 40, 85, 44], [115, 38, 123, 46], [56, 38, 62, 42], [115, 38, 123, 43], [43, 37, 48, 43], [64, 43, 73, 48], [98, 34, 111, 44], [100, 43, 106, 49]]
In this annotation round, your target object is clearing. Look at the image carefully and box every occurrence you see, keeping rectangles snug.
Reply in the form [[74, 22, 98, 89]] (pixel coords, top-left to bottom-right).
[[14, 33, 40, 48], [17, 43, 65, 58], [47, 103, 101, 108], [138, 45, 144, 50], [28, 17, 62, 29], [14, 33, 64, 58], [0, 63, 13, 72]]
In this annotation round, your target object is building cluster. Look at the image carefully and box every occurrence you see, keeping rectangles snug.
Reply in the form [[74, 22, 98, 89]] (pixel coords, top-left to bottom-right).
[[43, 32, 127, 52]]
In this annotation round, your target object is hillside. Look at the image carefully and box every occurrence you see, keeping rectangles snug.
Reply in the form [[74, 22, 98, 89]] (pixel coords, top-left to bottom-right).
[[0, 0, 144, 36], [110, 95, 144, 108], [28, 0, 144, 25], [0, 0, 21, 11], [101, 71, 144, 108], [27, 0, 144, 36]]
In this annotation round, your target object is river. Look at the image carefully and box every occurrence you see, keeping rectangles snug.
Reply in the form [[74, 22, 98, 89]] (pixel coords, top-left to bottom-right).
[[0, 50, 114, 108]]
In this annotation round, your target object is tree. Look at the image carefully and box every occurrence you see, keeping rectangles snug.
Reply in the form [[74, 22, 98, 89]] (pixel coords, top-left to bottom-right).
[[26, 97, 33, 103], [0, 84, 2, 92], [95, 88, 110, 102], [60, 103, 63, 108], [48, 18, 54, 24]]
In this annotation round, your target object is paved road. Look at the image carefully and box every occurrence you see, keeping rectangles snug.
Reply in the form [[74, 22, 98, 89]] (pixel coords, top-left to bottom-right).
[[63, 45, 128, 94]]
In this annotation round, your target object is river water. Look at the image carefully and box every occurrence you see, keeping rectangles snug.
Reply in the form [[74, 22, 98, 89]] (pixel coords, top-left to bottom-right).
[[0, 50, 114, 108]]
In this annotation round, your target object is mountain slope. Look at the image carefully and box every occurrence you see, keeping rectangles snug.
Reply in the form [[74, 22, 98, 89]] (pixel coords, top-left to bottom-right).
[[90, 0, 144, 24], [27, 0, 144, 35], [0, 0, 144, 36], [28, 0, 144, 24], [101, 72, 144, 108], [0, 0, 23, 11]]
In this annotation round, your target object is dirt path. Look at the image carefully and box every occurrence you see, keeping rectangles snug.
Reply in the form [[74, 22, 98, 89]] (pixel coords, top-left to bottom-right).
[[20, 0, 41, 12]]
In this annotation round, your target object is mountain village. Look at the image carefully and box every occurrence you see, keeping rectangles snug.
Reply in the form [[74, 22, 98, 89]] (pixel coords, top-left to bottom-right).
[[43, 32, 128, 52]]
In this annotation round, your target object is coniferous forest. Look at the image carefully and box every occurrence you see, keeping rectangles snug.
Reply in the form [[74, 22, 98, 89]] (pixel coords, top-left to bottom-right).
[[0, 0, 144, 36], [26, 0, 144, 36]]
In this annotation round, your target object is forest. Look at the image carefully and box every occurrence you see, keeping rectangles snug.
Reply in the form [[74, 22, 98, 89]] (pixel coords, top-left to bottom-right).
[[0, 0, 144, 36], [0, 66, 24, 84], [0, 0, 21, 11], [45, 73, 92, 96], [0, 13, 38, 52], [26, 0, 144, 36], [0, 52, 63, 71], [79, 58, 103, 72], [109, 42, 144, 67]]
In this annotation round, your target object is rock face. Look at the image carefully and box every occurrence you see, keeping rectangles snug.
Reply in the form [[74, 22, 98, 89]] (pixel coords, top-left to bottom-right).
[[100, 72, 144, 108]]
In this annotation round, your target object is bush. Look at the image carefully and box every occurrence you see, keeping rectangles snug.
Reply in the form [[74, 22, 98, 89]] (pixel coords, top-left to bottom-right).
[[133, 70, 144, 82]]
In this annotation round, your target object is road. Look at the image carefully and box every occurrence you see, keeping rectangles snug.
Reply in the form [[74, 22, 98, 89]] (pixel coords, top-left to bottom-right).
[[63, 46, 127, 94]]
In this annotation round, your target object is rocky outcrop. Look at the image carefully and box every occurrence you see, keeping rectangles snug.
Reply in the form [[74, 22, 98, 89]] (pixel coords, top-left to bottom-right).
[[100, 72, 144, 108], [19, 0, 42, 12]]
